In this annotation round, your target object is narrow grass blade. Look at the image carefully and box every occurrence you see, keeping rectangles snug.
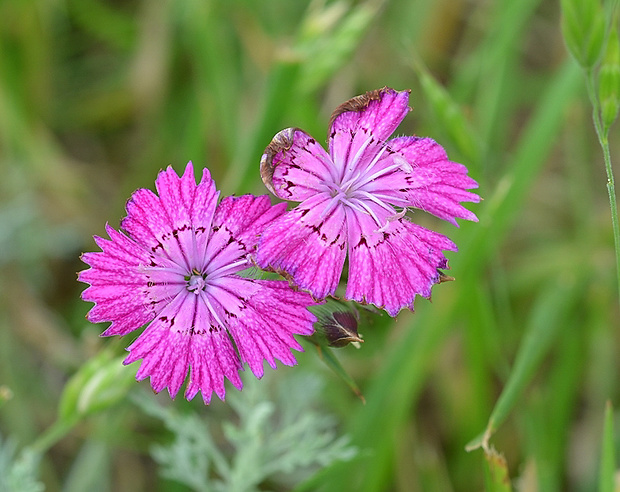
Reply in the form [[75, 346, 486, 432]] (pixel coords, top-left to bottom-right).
[[412, 58, 482, 167], [461, 60, 582, 276], [466, 276, 581, 451], [598, 401, 615, 492], [313, 345, 366, 403]]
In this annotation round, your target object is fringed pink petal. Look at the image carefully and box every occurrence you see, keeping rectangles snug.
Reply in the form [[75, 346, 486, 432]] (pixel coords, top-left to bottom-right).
[[121, 163, 219, 268], [345, 208, 457, 316], [124, 290, 243, 403], [203, 195, 287, 273], [260, 128, 335, 201], [372, 136, 480, 225], [328, 88, 410, 178], [256, 194, 347, 299], [79, 224, 181, 336], [208, 277, 316, 378]]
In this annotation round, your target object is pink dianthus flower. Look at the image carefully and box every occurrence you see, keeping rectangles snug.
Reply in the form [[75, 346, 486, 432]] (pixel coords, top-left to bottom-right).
[[257, 87, 480, 316], [79, 163, 316, 404]]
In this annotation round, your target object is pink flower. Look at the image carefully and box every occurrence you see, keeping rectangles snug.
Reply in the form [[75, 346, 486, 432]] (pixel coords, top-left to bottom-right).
[[257, 87, 480, 316], [79, 163, 316, 404]]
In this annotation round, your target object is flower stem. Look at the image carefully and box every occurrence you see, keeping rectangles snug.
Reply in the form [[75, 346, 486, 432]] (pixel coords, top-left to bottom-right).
[[28, 418, 77, 455], [586, 69, 620, 304]]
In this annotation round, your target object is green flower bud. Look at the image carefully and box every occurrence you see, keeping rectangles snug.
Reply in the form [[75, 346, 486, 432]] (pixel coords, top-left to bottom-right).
[[58, 349, 135, 424], [561, 0, 606, 68], [599, 25, 620, 131]]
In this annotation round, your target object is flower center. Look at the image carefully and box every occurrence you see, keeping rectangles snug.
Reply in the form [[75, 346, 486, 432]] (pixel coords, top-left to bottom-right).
[[186, 268, 208, 294]]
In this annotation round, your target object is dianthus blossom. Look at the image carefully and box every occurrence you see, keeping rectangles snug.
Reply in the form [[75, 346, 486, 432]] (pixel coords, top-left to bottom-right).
[[257, 87, 479, 316], [79, 163, 316, 404]]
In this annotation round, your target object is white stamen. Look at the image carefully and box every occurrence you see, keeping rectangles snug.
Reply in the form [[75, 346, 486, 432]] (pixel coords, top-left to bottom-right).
[[320, 193, 345, 219], [347, 198, 385, 229], [376, 208, 408, 232], [201, 291, 227, 331], [342, 133, 374, 180], [354, 152, 413, 190], [207, 259, 249, 279]]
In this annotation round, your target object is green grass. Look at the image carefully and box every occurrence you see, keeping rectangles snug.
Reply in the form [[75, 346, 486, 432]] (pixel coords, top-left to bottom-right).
[[0, 0, 618, 490]]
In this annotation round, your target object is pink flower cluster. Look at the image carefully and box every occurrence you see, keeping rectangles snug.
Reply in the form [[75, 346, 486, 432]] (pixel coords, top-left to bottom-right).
[[79, 87, 479, 403]]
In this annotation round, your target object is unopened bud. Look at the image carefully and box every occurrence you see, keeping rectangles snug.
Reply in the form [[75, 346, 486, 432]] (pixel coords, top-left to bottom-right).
[[59, 349, 135, 423], [322, 310, 363, 347], [310, 300, 363, 348], [561, 0, 606, 68], [599, 25, 620, 131]]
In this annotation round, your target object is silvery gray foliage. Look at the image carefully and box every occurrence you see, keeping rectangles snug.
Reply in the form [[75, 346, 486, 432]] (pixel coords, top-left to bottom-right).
[[0, 435, 44, 492], [133, 372, 357, 492]]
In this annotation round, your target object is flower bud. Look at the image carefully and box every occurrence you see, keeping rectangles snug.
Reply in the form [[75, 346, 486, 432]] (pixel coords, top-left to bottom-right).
[[59, 349, 135, 424], [561, 0, 606, 68], [322, 310, 363, 348], [599, 25, 620, 131], [309, 300, 363, 348]]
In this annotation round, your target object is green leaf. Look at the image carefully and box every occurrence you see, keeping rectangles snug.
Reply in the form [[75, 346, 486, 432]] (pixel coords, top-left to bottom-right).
[[413, 58, 481, 167]]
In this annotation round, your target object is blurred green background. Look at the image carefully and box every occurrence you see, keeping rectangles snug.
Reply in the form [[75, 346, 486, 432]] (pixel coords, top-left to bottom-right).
[[0, 0, 619, 490]]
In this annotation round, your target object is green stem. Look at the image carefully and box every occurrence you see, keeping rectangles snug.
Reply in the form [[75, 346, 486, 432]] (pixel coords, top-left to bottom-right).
[[586, 69, 620, 304], [28, 418, 77, 455]]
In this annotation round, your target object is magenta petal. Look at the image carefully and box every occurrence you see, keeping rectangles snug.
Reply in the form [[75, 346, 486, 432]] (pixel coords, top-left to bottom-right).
[[203, 194, 286, 273], [328, 88, 410, 177], [79, 225, 164, 336], [213, 195, 285, 245], [261, 128, 336, 201], [257, 194, 347, 299], [121, 163, 219, 268], [124, 290, 243, 403], [208, 277, 315, 378], [345, 209, 457, 316], [382, 136, 480, 225]]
